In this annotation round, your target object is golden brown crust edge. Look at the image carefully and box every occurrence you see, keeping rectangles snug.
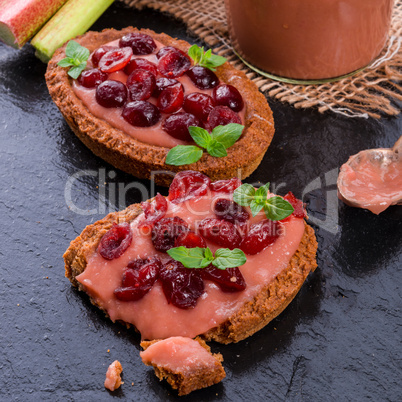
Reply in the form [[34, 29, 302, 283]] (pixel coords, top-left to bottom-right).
[[46, 27, 275, 186], [63, 202, 318, 344], [140, 337, 225, 396]]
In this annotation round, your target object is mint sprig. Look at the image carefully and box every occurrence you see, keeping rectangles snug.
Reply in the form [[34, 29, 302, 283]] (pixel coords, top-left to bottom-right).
[[167, 246, 246, 270], [233, 183, 295, 221], [57, 40, 90, 79], [165, 123, 244, 166], [188, 44, 227, 71]]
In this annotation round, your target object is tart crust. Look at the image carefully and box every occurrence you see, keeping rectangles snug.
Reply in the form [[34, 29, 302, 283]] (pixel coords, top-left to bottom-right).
[[140, 337, 225, 396], [63, 201, 318, 344], [46, 27, 275, 186]]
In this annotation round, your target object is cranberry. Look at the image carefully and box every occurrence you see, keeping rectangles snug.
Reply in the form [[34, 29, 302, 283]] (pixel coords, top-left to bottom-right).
[[152, 216, 189, 252], [213, 198, 249, 225], [98, 47, 133, 73], [153, 78, 182, 98], [122, 101, 161, 127], [201, 266, 246, 292], [284, 192, 305, 219], [124, 57, 158, 76], [138, 193, 168, 232], [119, 33, 156, 55], [126, 69, 156, 101], [213, 84, 244, 112], [183, 92, 215, 122], [156, 46, 179, 59], [114, 257, 161, 301], [174, 231, 207, 248], [208, 106, 242, 130], [168, 171, 211, 204], [240, 220, 281, 255], [186, 66, 219, 89], [98, 222, 133, 260], [158, 49, 191, 78], [163, 112, 200, 142], [91, 45, 118, 67], [77, 68, 108, 88], [157, 84, 184, 114], [210, 178, 242, 193], [96, 80, 127, 108], [160, 259, 204, 309], [197, 218, 241, 249]]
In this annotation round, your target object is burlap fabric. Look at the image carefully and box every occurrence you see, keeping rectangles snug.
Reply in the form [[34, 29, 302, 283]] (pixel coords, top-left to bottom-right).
[[121, 0, 402, 119]]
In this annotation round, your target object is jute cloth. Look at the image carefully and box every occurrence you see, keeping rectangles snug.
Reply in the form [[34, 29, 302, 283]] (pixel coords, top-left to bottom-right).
[[122, 0, 402, 119]]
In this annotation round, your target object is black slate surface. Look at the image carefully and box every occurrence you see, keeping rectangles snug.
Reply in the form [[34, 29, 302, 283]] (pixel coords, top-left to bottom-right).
[[0, 3, 401, 401]]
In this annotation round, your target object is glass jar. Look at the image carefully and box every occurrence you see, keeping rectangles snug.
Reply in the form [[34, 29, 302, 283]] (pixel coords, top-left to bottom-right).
[[225, 0, 394, 83]]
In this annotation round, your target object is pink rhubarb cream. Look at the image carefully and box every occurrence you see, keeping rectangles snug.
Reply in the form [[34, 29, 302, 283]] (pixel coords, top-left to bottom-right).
[[76, 185, 305, 340]]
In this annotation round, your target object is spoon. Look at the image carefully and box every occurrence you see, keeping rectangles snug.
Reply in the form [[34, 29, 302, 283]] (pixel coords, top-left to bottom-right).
[[337, 136, 402, 214]]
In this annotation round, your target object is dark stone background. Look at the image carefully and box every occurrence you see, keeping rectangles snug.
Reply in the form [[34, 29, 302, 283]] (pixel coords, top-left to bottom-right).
[[0, 3, 400, 401]]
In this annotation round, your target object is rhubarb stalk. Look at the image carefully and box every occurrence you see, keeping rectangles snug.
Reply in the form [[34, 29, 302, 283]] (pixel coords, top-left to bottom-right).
[[0, 0, 68, 48], [31, 0, 114, 63]]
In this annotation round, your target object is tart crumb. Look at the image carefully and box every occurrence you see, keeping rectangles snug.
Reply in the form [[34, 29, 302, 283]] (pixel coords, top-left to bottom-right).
[[104, 360, 123, 391]]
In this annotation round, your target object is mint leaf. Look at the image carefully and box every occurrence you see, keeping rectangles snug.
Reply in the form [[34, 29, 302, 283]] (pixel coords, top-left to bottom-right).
[[188, 44, 227, 71], [58, 40, 90, 79], [206, 140, 227, 157], [211, 123, 244, 148], [188, 126, 212, 149], [233, 183, 255, 206], [255, 183, 269, 204], [165, 145, 203, 166], [212, 248, 247, 270], [250, 199, 264, 217], [188, 44, 203, 65], [168, 246, 247, 270], [264, 196, 294, 221], [167, 247, 213, 269]]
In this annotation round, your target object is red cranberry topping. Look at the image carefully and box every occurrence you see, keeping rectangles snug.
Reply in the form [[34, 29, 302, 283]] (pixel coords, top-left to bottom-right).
[[153, 78, 182, 98], [201, 266, 246, 292], [213, 198, 249, 225], [197, 218, 241, 249], [77, 68, 108, 88], [163, 112, 200, 142], [186, 66, 219, 89], [284, 192, 305, 219], [91, 45, 118, 67], [240, 220, 281, 255], [122, 101, 161, 127], [210, 178, 242, 193], [174, 231, 207, 248], [114, 257, 161, 301], [183, 92, 215, 123], [156, 46, 179, 59], [213, 84, 244, 112], [138, 193, 168, 232], [168, 171, 211, 204], [96, 80, 128, 108], [98, 47, 133, 73], [126, 69, 156, 101], [152, 216, 190, 252], [98, 222, 133, 260], [159, 259, 204, 309], [119, 33, 157, 55], [208, 105, 242, 130], [158, 49, 192, 78], [157, 84, 184, 114], [124, 57, 158, 76]]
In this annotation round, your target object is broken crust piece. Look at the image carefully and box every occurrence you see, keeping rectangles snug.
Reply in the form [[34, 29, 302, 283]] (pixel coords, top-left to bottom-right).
[[63, 201, 318, 344], [104, 360, 123, 391], [45, 27, 275, 186], [140, 337, 225, 396]]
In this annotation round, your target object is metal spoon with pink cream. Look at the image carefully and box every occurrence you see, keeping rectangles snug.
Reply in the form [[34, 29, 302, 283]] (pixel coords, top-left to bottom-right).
[[337, 137, 402, 214]]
